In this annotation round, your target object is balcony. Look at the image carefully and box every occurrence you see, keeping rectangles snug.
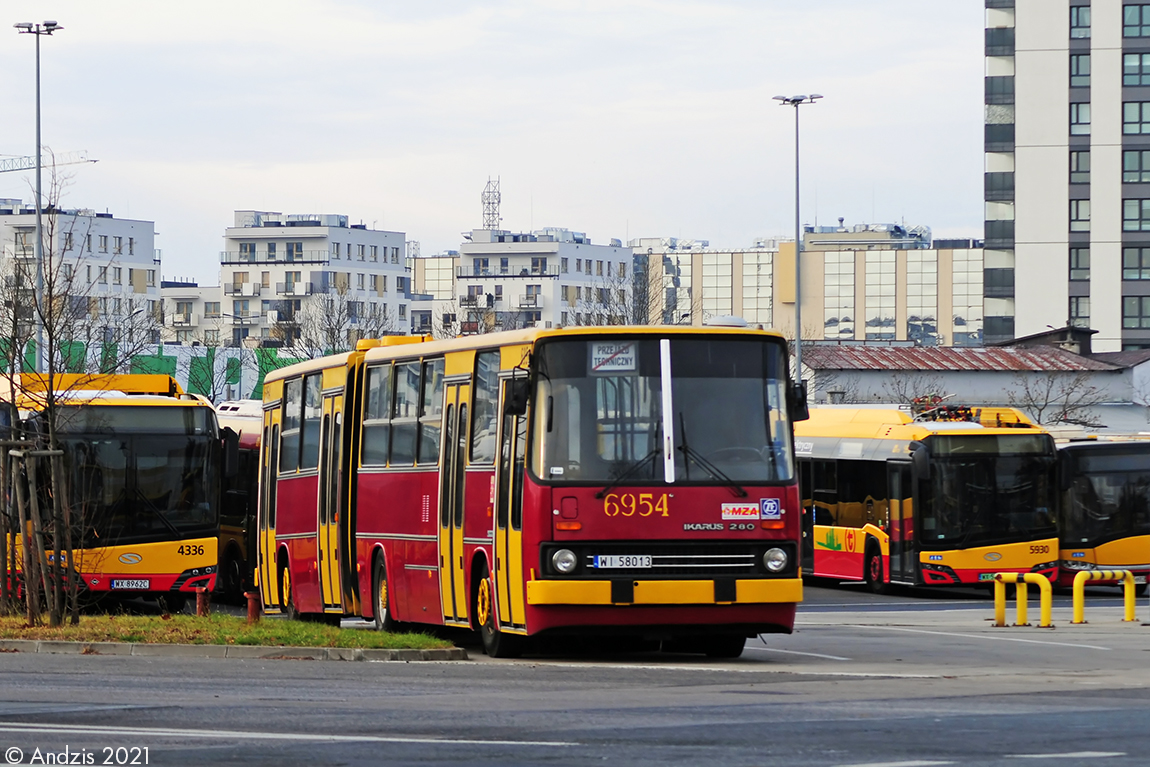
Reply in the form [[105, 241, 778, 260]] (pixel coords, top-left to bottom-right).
[[276, 282, 315, 296], [224, 283, 262, 297], [459, 295, 480, 307], [228, 312, 258, 325], [519, 295, 542, 309], [220, 249, 332, 265], [172, 313, 196, 327], [457, 265, 560, 278]]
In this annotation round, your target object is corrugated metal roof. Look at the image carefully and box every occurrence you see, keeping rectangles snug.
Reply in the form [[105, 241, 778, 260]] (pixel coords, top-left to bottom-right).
[[802, 345, 1120, 372], [1090, 350, 1150, 369]]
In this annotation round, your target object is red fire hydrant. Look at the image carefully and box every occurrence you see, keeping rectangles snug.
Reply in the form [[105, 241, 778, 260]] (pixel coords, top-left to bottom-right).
[[194, 586, 210, 617], [244, 591, 261, 624]]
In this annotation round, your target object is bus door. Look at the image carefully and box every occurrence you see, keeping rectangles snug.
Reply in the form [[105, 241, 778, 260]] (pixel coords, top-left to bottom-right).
[[799, 459, 814, 573], [887, 461, 914, 583], [259, 410, 281, 612], [439, 382, 470, 624], [493, 380, 528, 629], [318, 393, 343, 612]]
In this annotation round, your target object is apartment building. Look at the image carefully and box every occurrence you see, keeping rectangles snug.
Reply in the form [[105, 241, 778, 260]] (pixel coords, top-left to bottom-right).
[[218, 210, 409, 346], [0, 199, 161, 341], [985, 0, 1150, 350]]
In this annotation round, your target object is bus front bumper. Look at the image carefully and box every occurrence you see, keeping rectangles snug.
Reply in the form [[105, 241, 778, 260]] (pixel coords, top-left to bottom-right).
[[526, 578, 802, 606]]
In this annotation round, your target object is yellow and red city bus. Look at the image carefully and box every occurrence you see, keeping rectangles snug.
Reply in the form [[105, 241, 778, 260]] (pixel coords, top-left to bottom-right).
[[794, 406, 1059, 592], [13, 374, 230, 610], [215, 400, 263, 599], [1057, 438, 1150, 592], [258, 325, 807, 657]]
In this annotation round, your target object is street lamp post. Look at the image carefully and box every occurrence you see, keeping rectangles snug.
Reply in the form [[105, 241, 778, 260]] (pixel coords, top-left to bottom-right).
[[773, 93, 821, 386], [14, 20, 64, 375]]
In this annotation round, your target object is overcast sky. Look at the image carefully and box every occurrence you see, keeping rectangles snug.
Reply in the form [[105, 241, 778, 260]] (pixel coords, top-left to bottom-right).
[[1, 1, 985, 285]]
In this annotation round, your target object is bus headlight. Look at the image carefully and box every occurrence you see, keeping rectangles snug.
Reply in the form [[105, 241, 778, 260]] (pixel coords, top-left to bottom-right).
[[552, 549, 578, 574], [763, 548, 788, 573]]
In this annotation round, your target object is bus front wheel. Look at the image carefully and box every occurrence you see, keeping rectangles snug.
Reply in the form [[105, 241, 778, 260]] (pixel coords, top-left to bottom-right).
[[703, 634, 746, 659], [865, 545, 889, 595], [279, 563, 299, 621], [475, 567, 523, 659], [372, 557, 398, 632]]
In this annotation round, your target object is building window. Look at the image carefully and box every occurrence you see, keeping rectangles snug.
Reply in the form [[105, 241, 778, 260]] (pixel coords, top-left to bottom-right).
[[985, 75, 1014, 104], [1126, 53, 1150, 86], [1072, 103, 1092, 135], [240, 242, 256, 261], [398, 304, 407, 320], [64, 232, 73, 251], [1070, 248, 1090, 281], [391, 247, 399, 264], [1071, 200, 1091, 232], [146, 269, 156, 286], [1124, 296, 1150, 328], [113, 267, 122, 285], [1071, 6, 1091, 38], [561, 257, 568, 274], [113, 236, 123, 255], [597, 260, 604, 276], [531, 257, 547, 274], [1071, 54, 1091, 87], [618, 262, 627, 278], [1124, 150, 1150, 182], [1123, 199, 1150, 231], [1124, 247, 1150, 279], [1126, 4, 1150, 36], [98, 266, 107, 284], [85, 234, 92, 252], [1124, 102, 1150, 134], [204, 301, 221, 317], [267, 242, 276, 260], [1070, 151, 1090, 183], [331, 242, 341, 259], [370, 245, 378, 261], [99, 235, 108, 253], [286, 242, 302, 262], [1070, 297, 1090, 328], [358, 244, 366, 260], [128, 237, 134, 255]]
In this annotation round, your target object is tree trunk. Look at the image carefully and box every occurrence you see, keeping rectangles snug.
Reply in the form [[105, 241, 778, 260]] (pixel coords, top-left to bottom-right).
[[13, 455, 41, 626], [26, 457, 60, 627]]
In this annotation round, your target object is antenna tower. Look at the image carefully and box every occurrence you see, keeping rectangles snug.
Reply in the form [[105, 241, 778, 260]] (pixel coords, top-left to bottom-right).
[[482, 177, 501, 229]]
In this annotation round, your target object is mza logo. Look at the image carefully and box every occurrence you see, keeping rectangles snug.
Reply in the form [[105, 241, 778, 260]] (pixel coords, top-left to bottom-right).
[[722, 503, 760, 521], [983, 552, 1003, 562], [760, 498, 782, 520], [118, 553, 143, 565]]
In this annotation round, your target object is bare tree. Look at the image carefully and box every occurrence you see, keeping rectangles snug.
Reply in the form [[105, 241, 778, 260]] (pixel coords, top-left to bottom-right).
[[881, 373, 949, 407], [1007, 371, 1108, 426]]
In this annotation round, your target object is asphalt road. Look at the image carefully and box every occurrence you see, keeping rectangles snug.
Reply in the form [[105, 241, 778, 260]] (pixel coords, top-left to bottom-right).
[[0, 580, 1147, 766]]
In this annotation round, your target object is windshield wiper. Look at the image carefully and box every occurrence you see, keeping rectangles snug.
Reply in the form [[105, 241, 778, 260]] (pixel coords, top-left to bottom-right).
[[677, 413, 747, 498], [595, 447, 660, 499]]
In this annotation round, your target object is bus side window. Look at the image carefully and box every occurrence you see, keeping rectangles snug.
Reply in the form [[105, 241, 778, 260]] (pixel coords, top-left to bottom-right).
[[391, 362, 420, 465], [362, 364, 392, 466], [418, 358, 445, 465], [279, 378, 302, 473], [813, 459, 836, 526], [470, 351, 500, 465], [511, 410, 527, 531], [300, 374, 322, 470]]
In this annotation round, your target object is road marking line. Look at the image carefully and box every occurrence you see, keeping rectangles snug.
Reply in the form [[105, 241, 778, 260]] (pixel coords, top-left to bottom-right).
[[847, 625, 1111, 651], [1006, 753, 1125, 759], [746, 646, 851, 661], [0, 722, 574, 748], [832, 761, 954, 767]]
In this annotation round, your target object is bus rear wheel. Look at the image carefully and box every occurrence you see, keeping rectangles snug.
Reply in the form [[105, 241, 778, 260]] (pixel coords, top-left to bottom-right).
[[703, 634, 746, 659], [475, 567, 522, 659], [279, 564, 299, 621], [865, 545, 889, 595], [372, 557, 398, 632]]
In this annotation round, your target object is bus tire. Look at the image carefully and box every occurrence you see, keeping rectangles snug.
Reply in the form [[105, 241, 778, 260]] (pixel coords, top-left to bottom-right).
[[1136, 582, 1148, 598], [219, 547, 244, 603], [372, 556, 398, 632], [703, 634, 746, 659], [865, 544, 889, 595], [475, 566, 522, 659], [279, 562, 299, 621]]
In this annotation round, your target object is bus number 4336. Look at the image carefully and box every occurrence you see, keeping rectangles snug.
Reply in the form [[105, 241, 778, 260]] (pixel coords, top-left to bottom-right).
[[177, 544, 205, 556]]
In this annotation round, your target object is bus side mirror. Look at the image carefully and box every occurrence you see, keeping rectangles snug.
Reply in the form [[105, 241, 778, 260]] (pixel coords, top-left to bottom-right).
[[911, 444, 929, 482], [222, 427, 239, 479], [788, 381, 809, 422], [505, 378, 530, 417]]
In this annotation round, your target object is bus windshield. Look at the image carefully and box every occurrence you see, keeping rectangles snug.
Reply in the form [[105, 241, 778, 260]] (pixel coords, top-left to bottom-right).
[[1063, 451, 1150, 545], [533, 336, 794, 484], [919, 434, 1056, 547], [54, 406, 220, 546]]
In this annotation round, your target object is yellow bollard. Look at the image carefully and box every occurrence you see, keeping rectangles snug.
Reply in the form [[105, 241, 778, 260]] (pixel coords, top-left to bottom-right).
[[1071, 569, 1136, 624], [993, 572, 1052, 628]]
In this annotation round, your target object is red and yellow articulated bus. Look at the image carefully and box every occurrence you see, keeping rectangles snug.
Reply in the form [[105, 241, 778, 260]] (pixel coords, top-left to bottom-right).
[[13, 374, 232, 610], [215, 400, 263, 599], [794, 406, 1060, 592], [1057, 438, 1150, 592], [257, 325, 808, 657]]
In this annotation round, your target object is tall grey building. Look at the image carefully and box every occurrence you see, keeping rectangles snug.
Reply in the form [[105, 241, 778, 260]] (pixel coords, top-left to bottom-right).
[[986, 0, 1150, 350]]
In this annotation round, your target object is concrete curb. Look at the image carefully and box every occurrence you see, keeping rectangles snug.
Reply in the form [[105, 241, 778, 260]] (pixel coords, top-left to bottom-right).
[[0, 639, 467, 662]]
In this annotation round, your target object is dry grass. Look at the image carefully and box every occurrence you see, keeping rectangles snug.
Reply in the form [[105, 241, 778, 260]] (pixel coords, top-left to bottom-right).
[[0, 614, 452, 650]]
